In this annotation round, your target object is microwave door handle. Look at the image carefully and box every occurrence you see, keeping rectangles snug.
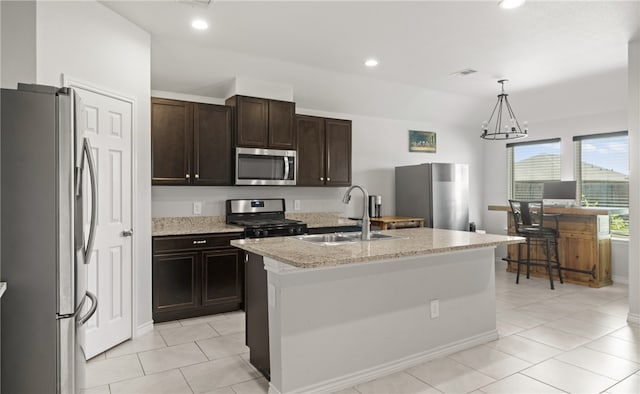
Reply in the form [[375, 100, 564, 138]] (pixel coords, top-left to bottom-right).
[[283, 156, 290, 180], [83, 138, 98, 264]]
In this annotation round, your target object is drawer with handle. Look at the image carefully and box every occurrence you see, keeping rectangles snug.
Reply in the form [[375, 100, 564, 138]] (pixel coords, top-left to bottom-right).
[[153, 233, 243, 252]]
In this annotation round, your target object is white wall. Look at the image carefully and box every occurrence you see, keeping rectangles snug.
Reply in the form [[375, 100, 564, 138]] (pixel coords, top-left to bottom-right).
[[152, 99, 485, 226], [1, 1, 36, 88], [151, 39, 487, 129], [35, 1, 153, 333], [628, 39, 640, 323]]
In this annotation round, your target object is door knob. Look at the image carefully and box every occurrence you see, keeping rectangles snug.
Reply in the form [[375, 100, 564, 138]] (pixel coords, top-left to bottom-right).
[[121, 229, 134, 237]]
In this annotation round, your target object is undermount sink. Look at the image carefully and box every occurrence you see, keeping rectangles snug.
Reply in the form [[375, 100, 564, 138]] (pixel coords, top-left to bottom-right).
[[295, 232, 405, 245], [295, 233, 358, 245], [349, 232, 405, 241]]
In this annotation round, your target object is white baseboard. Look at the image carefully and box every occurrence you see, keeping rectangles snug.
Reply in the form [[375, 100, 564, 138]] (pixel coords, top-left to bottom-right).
[[613, 275, 629, 285], [628, 313, 640, 325], [270, 330, 499, 394], [136, 320, 154, 337]]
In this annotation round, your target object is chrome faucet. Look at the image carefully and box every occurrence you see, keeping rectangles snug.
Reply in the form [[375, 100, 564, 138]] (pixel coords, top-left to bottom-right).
[[342, 185, 371, 240]]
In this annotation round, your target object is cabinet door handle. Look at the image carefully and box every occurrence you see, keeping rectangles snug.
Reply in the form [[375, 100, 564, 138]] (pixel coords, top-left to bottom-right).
[[186, 174, 191, 179], [193, 240, 207, 245], [195, 174, 200, 179], [327, 177, 331, 181], [320, 177, 324, 181]]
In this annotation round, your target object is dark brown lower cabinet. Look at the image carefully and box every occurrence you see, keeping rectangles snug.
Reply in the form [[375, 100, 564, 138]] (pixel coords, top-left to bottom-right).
[[202, 249, 243, 307], [152, 233, 243, 322], [153, 252, 199, 315]]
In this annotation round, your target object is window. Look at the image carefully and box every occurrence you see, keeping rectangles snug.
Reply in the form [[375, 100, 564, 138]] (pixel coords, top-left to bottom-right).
[[507, 138, 561, 200], [574, 131, 629, 235]]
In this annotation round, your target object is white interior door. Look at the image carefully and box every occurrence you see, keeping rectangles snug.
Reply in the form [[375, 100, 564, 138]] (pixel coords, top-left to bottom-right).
[[75, 85, 133, 359]]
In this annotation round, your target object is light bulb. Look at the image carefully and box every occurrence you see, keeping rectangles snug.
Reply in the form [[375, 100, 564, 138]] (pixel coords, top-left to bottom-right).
[[191, 20, 208, 30], [499, 0, 526, 10], [364, 58, 379, 67]]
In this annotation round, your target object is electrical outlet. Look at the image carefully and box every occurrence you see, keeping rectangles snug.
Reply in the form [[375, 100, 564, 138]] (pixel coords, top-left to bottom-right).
[[430, 299, 439, 319], [193, 202, 202, 215], [294, 200, 301, 210]]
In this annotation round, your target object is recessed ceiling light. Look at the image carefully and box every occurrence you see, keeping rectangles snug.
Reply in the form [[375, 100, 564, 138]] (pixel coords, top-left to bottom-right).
[[364, 58, 379, 67], [191, 19, 209, 30], [498, 0, 525, 9]]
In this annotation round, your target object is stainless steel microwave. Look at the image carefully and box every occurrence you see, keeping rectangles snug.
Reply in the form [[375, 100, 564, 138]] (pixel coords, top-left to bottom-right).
[[235, 147, 296, 186]]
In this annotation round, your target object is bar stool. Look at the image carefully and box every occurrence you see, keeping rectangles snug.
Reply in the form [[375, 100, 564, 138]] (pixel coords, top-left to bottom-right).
[[508, 200, 563, 289]]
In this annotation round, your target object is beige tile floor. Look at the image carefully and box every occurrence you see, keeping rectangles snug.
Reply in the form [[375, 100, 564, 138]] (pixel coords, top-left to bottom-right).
[[85, 265, 640, 394]]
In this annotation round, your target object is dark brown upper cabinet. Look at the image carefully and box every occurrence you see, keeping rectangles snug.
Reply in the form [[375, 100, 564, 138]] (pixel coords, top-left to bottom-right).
[[193, 104, 233, 185], [296, 115, 352, 187], [226, 95, 296, 149], [151, 98, 192, 185], [152, 98, 233, 186]]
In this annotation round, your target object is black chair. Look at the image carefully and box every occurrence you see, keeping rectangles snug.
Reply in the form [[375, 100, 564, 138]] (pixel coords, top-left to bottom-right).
[[508, 200, 563, 289]]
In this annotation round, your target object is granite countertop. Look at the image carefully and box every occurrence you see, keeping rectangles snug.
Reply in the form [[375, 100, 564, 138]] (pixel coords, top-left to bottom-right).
[[152, 212, 359, 236], [286, 212, 358, 228], [153, 216, 243, 236], [231, 227, 524, 269]]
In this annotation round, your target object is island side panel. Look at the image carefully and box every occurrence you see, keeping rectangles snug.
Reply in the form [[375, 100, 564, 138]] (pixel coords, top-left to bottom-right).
[[265, 248, 498, 393]]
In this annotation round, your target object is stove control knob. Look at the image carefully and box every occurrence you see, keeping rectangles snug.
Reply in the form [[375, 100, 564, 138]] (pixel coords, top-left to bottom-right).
[[253, 229, 262, 238], [288, 227, 295, 234], [263, 230, 269, 237], [297, 227, 304, 234]]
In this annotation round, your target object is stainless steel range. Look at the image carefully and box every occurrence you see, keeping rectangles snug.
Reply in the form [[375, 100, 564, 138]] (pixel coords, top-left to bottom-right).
[[226, 198, 307, 238]]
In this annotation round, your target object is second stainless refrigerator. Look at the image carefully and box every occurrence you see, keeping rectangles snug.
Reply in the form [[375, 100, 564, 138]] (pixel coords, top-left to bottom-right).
[[395, 163, 469, 231]]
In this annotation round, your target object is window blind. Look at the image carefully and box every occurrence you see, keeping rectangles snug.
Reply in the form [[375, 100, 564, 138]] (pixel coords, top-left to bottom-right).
[[507, 139, 561, 200], [574, 131, 628, 207]]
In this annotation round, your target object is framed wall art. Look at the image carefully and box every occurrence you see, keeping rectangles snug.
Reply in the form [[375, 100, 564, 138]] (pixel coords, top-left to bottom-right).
[[409, 130, 436, 153]]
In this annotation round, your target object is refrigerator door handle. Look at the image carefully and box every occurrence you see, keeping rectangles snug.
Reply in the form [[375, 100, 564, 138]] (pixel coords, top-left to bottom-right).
[[83, 138, 98, 264], [77, 291, 98, 325]]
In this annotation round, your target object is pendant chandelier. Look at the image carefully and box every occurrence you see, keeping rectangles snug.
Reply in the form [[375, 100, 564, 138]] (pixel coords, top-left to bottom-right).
[[480, 79, 528, 140]]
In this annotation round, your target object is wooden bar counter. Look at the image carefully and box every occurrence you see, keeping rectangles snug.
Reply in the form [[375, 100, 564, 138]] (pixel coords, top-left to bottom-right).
[[488, 205, 628, 288], [370, 216, 424, 230]]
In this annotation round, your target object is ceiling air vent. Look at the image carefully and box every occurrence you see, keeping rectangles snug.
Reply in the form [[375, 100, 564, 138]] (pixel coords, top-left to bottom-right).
[[176, 0, 213, 8], [450, 69, 478, 77]]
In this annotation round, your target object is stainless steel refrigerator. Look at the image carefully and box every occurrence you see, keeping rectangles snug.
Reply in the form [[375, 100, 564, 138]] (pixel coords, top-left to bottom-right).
[[395, 163, 469, 231], [1, 84, 98, 393]]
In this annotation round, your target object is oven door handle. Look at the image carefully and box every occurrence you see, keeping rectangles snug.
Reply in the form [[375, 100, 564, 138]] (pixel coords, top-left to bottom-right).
[[283, 156, 290, 180]]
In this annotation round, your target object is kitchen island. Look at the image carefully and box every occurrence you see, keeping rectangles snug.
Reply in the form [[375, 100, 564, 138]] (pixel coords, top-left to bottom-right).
[[231, 228, 522, 394]]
